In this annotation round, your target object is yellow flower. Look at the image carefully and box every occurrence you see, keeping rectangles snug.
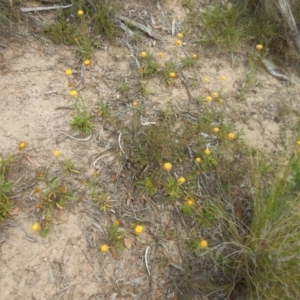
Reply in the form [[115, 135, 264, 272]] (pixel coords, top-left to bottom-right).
[[140, 51, 147, 58], [204, 149, 210, 155], [203, 77, 209, 82], [65, 69, 72, 76], [175, 39, 182, 46], [212, 92, 218, 98], [178, 177, 186, 184], [297, 140, 300, 146], [227, 133, 235, 140], [192, 54, 198, 59], [134, 225, 144, 235], [53, 150, 60, 157], [169, 72, 177, 78], [100, 244, 109, 253], [163, 162, 172, 171], [157, 52, 164, 58], [206, 96, 212, 102], [60, 185, 67, 192], [185, 198, 195, 207], [220, 75, 226, 81], [256, 44, 263, 50], [34, 187, 40, 194], [83, 59, 90, 66], [199, 239, 208, 248], [32, 223, 40, 232], [177, 33, 183, 39], [69, 90, 78, 97], [132, 101, 138, 106], [19, 142, 27, 150], [77, 10, 84, 16], [213, 127, 220, 133], [113, 219, 120, 226], [195, 157, 201, 163]]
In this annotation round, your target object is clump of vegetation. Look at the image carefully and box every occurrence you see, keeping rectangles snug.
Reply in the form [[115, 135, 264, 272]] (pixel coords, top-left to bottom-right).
[[70, 95, 94, 135], [43, 0, 119, 59], [33, 174, 74, 237], [187, 0, 300, 57], [0, 155, 14, 221]]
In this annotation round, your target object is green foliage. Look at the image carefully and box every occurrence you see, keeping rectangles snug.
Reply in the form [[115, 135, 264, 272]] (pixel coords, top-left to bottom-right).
[[181, 203, 194, 216], [70, 97, 94, 134], [116, 82, 130, 93], [43, 0, 119, 58], [197, 200, 224, 227], [164, 177, 182, 200], [62, 159, 80, 174], [208, 154, 300, 299], [187, 1, 297, 56], [107, 223, 125, 250], [43, 23, 78, 45], [139, 52, 160, 77], [97, 99, 111, 119], [36, 176, 74, 236], [0, 156, 14, 220], [195, 4, 247, 51], [137, 176, 157, 195]]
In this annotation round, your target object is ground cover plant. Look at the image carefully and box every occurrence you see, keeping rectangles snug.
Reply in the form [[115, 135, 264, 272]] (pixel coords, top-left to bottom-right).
[[1, 0, 300, 299]]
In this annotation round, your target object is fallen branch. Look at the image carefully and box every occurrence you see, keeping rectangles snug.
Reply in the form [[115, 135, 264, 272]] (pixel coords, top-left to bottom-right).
[[115, 15, 162, 40], [20, 4, 72, 13]]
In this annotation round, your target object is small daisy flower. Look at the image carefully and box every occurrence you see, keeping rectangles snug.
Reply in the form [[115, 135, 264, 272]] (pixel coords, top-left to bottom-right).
[[203, 77, 209, 82], [227, 133, 235, 140], [134, 225, 144, 235], [34, 187, 40, 194], [100, 244, 109, 253], [157, 52, 164, 58], [297, 140, 300, 146], [220, 75, 226, 81], [140, 51, 147, 58], [178, 177, 186, 184], [195, 157, 201, 163], [169, 72, 177, 78], [212, 92, 218, 98], [59, 186, 67, 192], [185, 198, 195, 207], [69, 90, 78, 97], [199, 239, 208, 248], [256, 44, 263, 50], [83, 59, 90, 66], [19, 142, 27, 150], [192, 54, 198, 59], [132, 101, 138, 106], [206, 96, 212, 102], [77, 10, 84, 16], [113, 220, 120, 226], [32, 223, 40, 232], [204, 149, 211, 155], [65, 69, 72, 76], [175, 39, 182, 46], [213, 127, 220, 133], [177, 33, 183, 39], [53, 150, 60, 157], [163, 162, 172, 171]]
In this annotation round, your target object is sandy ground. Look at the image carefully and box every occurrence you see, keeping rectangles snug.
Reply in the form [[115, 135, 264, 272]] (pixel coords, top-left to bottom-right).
[[1, 1, 300, 299]]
